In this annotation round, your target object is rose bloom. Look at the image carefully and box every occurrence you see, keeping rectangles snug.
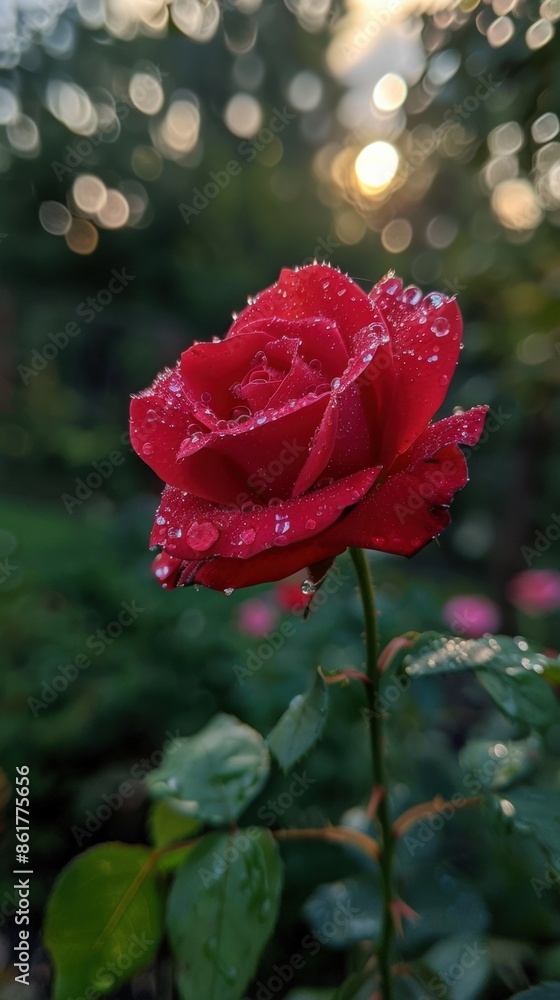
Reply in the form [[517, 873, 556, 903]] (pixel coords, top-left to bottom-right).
[[130, 265, 487, 592], [442, 595, 501, 638], [508, 569, 560, 617]]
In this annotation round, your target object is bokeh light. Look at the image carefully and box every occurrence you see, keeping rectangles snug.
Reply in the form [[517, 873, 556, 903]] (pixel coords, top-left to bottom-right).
[[223, 93, 263, 138], [355, 141, 399, 193]]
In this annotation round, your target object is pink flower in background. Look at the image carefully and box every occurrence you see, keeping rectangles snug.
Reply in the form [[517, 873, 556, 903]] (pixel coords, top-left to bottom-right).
[[442, 594, 500, 638], [237, 598, 279, 637], [508, 569, 560, 616]]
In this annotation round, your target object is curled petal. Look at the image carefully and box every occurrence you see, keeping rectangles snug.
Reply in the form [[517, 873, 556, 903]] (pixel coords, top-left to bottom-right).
[[321, 406, 488, 557], [150, 467, 382, 561]]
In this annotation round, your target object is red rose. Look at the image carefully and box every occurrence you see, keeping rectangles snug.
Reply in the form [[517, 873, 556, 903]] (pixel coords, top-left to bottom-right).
[[130, 264, 487, 592]]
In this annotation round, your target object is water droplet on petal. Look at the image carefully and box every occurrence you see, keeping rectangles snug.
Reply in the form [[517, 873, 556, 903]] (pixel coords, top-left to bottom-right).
[[142, 442, 155, 455], [186, 520, 220, 551], [301, 579, 316, 595], [427, 355, 439, 363], [201, 391, 212, 404], [331, 377, 341, 390], [432, 317, 450, 337], [424, 292, 444, 309], [224, 587, 235, 596], [156, 515, 166, 526], [240, 528, 256, 544], [401, 285, 422, 306], [305, 518, 317, 530], [168, 526, 183, 539]]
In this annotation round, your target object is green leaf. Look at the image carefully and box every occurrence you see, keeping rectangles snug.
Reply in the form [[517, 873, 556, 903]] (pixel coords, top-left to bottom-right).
[[404, 635, 559, 728], [148, 799, 202, 848], [400, 867, 489, 952], [459, 736, 541, 792], [146, 713, 270, 825], [267, 670, 329, 772], [167, 828, 283, 1000], [148, 800, 202, 872], [508, 986, 560, 999], [422, 935, 490, 1000], [44, 843, 164, 1000], [302, 875, 381, 948], [477, 669, 558, 728], [493, 787, 560, 860]]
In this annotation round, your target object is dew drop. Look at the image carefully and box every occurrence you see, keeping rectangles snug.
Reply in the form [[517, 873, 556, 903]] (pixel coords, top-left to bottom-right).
[[224, 587, 234, 596], [309, 358, 322, 372], [331, 377, 341, 390], [362, 353, 373, 363], [401, 285, 422, 306], [424, 292, 444, 309], [186, 520, 220, 551], [305, 518, 317, 530], [201, 391, 212, 404], [432, 317, 450, 337], [156, 515, 166, 526], [142, 442, 155, 455], [439, 375, 449, 386], [168, 526, 183, 539], [146, 408, 159, 423], [301, 579, 316, 595], [240, 528, 256, 544], [427, 355, 439, 363]]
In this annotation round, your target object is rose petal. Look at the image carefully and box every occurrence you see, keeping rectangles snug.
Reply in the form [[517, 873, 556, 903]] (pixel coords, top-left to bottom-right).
[[321, 406, 488, 556], [150, 467, 381, 560], [171, 536, 347, 591], [370, 278, 463, 465], [130, 364, 200, 491], [229, 263, 380, 351], [233, 316, 349, 382], [180, 330, 272, 422], [292, 320, 391, 496], [172, 391, 330, 504]]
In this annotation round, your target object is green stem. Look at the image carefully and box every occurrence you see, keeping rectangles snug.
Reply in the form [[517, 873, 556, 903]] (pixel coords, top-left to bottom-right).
[[349, 547, 395, 1000]]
